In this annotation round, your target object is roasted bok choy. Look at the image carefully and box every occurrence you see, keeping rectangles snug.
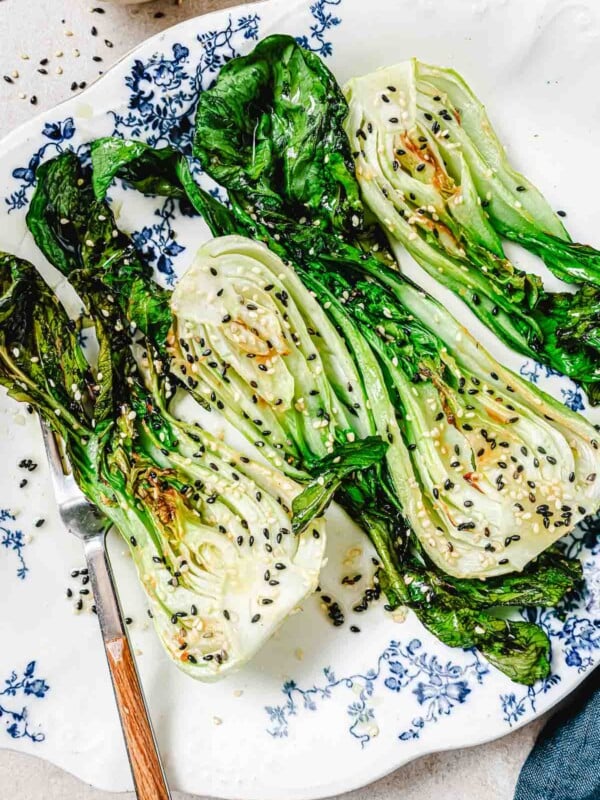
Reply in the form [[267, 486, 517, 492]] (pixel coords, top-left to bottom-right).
[[25, 147, 589, 685], [344, 61, 600, 401], [0, 250, 337, 680], [21, 32, 600, 684], [172, 236, 600, 579]]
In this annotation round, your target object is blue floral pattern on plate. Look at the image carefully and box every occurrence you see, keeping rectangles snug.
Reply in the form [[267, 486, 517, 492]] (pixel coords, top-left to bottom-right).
[[296, 0, 343, 57], [266, 638, 488, 746], [5, 118, 77, 213], [0, 509, 28, 580], [0, 661, 49, 742], [519, 360, 585, 412], [109, 15, 261, 154]]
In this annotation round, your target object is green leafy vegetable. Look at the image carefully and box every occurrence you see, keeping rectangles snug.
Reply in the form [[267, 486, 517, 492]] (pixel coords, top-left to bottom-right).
[[343, 61, 600, 401], [193, 34, 363, 236], [27, 152, 172, 353], [291, 436, 389, 534]]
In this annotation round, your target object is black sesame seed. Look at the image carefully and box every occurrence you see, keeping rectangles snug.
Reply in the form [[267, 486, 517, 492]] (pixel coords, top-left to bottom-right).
[[416, 163, 426, 172], [251, 613, 261, 623]]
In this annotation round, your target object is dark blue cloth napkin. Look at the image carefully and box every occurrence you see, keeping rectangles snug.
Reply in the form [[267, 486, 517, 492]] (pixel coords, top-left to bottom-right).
[[514, 666, 600, 800]]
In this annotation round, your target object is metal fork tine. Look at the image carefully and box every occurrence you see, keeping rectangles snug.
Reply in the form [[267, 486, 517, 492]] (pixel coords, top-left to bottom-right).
[[39, 417, 80, 506]]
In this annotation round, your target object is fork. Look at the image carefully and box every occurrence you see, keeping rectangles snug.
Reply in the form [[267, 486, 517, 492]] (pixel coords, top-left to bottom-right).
[[40, 419, 171, 800]]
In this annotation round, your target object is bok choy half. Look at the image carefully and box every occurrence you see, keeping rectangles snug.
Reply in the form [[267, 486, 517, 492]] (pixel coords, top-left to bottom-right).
[[171, 234, 600, 581], [1, 191, 345, 681], [343, 61, 600, 402]]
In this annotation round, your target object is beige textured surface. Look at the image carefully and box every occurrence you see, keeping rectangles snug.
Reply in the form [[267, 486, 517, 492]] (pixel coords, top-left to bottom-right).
[[0, 0, 540, 797]]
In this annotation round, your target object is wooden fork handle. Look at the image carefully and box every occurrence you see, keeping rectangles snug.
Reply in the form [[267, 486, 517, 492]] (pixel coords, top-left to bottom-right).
[[85, 535, 171, 800]]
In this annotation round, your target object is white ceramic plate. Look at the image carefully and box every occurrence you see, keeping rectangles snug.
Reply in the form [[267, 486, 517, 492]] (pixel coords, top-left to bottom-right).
[[1, 0, 600, 797]]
